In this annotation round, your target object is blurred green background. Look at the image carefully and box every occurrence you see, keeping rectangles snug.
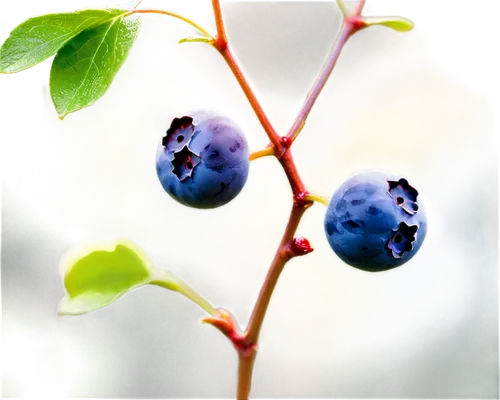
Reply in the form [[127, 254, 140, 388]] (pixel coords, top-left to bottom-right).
[[2, 1, 499, 398]]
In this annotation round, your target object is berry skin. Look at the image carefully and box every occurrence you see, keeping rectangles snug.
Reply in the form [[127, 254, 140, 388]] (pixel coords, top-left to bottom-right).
[[324, 171, 427, 272], [156, 110, 250, 209]]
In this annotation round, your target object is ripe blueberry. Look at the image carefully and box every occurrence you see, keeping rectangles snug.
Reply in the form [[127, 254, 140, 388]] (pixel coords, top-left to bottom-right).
[[324, 171, 427, 272], [156, 110, 250, 209]]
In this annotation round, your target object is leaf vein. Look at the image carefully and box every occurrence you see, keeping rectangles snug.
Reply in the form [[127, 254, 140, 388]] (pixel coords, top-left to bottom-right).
[[61, 19, 119, 115]]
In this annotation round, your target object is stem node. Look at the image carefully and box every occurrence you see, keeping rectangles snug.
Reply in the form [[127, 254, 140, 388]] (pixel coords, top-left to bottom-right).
[[346, 15, 367, 33], [214, 35, 228, 51], [229, 334, 260, 358], [294, 191, 314, 208]]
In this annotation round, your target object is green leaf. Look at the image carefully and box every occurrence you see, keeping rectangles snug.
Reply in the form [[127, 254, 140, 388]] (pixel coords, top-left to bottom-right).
[[50, 14, 141, 119], [58, 240, 215, 317], [364, 16, 414, 32], [177, 35, 213, 44], [0, 9, 128, 73], [58, 240, 153, 315]]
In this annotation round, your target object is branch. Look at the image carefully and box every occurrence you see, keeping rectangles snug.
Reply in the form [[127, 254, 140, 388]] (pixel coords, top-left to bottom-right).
[[211, 0, 228, 48], [237, 202, 311, 399], [285, 20, 356, 141], [210, 0, 281, 149], [218, 45, 281, 147]]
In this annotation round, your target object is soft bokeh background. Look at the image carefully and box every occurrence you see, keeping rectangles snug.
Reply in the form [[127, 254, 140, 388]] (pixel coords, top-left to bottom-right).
[[1, 0, 498, 398]]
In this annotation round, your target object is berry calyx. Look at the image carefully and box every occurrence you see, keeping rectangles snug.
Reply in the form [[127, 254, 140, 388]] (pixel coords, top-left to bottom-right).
[[388, 178, 419, 215]]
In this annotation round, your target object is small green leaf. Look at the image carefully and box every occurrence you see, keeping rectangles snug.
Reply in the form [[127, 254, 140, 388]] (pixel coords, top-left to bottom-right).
[[50, 14, 141, 119], [364, 16, 414, 32], [0, 9, 127, 73], [58, 240, 153, 315], [177, 35, 213, 44], [58, 240, 215, 316]]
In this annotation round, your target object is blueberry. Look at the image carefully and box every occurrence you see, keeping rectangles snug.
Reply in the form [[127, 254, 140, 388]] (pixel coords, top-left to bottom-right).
[[156, 110, 250, 209], [324, 171, 427, 272]]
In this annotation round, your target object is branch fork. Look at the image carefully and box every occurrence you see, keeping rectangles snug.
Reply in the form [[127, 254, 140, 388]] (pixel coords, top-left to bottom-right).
[[202, 308, 258, 358], [294, 191, 315, 208]]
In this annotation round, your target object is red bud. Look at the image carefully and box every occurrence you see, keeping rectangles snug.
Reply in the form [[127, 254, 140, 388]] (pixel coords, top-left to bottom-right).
[[280, 136, 292, 149], [292, 237, 313, 255]]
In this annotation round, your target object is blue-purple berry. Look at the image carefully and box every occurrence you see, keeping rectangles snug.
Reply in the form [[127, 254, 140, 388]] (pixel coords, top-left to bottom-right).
[[324, 171, 427, 272], [156, 110, 249, 209]]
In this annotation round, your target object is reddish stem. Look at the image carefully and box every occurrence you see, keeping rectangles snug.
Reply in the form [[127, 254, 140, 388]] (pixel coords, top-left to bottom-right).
[[237, 203, 310, 399], [214, 41, 282, 150], [209, 3, 357, 399]]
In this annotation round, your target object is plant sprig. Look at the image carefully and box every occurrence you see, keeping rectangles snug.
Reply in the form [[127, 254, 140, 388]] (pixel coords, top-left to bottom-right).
[[0, 0, 414, 398], [167, 1, 413, 396]]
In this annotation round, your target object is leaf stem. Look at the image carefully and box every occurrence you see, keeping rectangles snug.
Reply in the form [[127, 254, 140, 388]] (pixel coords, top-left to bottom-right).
[[125, 9, 212, 38], [150, 265, 217, 315]]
